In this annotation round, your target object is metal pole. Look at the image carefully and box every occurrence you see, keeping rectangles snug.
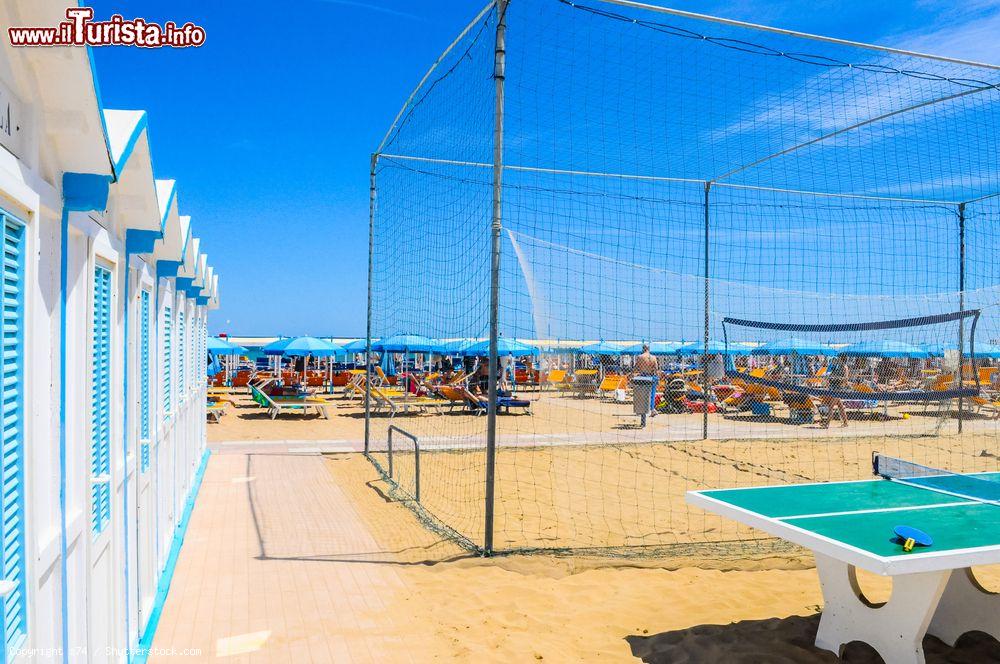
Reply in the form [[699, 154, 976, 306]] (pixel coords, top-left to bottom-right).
[[957, 202, 966, 433], [484, 0, 507, 557], [703, 182, 711, 440], [365, 153, 377, 456]]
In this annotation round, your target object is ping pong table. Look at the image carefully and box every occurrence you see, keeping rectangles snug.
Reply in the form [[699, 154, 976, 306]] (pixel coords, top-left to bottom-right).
[[686, 461, 1000, 663]]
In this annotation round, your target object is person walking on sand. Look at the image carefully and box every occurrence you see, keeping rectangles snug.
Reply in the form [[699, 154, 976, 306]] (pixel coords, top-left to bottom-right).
[[634, 344, 660, 417], [820, 355, 849, 428]]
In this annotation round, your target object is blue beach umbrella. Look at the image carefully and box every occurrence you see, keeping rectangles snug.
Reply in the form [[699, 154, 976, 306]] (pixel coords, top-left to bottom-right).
[[840, 340, 931, 358], [380, 351, 397, 377], [440, 338, 476, 355], [678, 341, 752, 356], [207, 337, 247, 355], [281, 336, 344, 357], [459, 338, 540, 357], [623, 341, 684, 356], [922, 342, 1000, 359], [262, 337, 294, 356], [371, 334, 441, 353], [207, 352, 222, 377], [579, 341, 627, 356], [751, 338, 838, 356], [341, 338, 373, 353]]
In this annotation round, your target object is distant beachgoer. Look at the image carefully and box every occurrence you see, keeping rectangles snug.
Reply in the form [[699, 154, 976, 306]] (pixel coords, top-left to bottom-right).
[[821, 356, 849, 428], [473, 357, 491, 395], [635, 345, 658, 376]]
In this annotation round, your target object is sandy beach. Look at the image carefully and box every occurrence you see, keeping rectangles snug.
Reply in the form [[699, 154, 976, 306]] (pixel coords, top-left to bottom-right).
[[169, 387, 1000, 660]]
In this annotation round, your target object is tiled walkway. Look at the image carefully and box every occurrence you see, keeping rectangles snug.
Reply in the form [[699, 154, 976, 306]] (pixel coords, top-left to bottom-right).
[[149, 448, 421, 663]]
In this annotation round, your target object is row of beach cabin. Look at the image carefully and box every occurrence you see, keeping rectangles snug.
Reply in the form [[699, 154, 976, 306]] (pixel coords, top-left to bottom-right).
[[0, 3, 219, 662]]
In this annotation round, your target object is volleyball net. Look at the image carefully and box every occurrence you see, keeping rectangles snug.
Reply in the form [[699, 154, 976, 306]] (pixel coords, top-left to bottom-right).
[[366, 0, 1000, 556]]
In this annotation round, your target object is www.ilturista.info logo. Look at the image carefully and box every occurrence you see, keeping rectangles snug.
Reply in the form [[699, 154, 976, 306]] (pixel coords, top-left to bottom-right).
[[8, 8, 206, 48]]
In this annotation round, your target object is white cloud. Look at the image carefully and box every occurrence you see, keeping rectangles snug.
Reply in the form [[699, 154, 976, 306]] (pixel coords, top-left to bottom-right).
[[889, 2, 1000, 67]]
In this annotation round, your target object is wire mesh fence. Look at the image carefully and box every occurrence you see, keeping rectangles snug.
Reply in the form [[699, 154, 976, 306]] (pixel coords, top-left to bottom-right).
[[366, 0, 1000, 557]]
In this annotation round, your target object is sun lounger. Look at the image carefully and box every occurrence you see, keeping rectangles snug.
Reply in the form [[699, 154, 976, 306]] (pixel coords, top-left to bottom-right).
[[971, 395, 1000, 419], [456, 386, 531, 415], [206, 401, 227, 422], [571, 369, 599, 397], [370, 386, 442, 418], [781, 391, 817, 424], [544, 369, 568, 390], [250, 384, 329, 420], [436, 385, 472, 412], [596, 375, 627, 400]]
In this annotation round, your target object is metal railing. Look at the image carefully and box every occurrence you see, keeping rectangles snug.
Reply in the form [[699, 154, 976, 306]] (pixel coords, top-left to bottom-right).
[[387, 425, 420, 503]]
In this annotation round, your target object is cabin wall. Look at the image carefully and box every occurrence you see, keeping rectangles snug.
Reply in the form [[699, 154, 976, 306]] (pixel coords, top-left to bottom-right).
[[0, 26, 213, 664]]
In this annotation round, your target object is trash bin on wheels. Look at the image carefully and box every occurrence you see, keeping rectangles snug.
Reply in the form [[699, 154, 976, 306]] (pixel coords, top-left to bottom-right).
[[631, 376, 656, 428]]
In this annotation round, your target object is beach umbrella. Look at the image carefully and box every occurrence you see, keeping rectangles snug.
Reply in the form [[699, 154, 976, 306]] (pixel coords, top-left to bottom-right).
[[840, 340, 931, 358], [207, 337, 247, 355], [207, 352, 222, 377], [976, 344, 1000, 359], [678, 341, 752, 356], [920, 342, 1000, 359], [262, 337, 294, 355], [280, 336, 344, 357], [459, 338, 540, 356], [751, 338, 837, 356], [578, 341, 627, 356], [440, 338, 476, 355], [623, 341, 683, 356], [341, 338, 373, 353], [380, 350, 396, 377], [371, 334, 441, 353], [280, 336, 345, 385]]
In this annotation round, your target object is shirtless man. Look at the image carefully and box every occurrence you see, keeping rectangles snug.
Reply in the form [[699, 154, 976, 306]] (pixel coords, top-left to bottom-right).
[[635, 345, 658, 376], [634, 345, 659, 419]]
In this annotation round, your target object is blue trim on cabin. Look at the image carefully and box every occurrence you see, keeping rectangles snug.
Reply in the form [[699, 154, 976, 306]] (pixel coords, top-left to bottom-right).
[[156, 261, 182, 281], [63, 173, 111, 212], [132, 449, 210, 664], [158, 183, 176, 232], [108, 111, 149, 178], [125, 229, 160, 256], [83, 39, 115, 178], [59, 172, 111, 664], [195, 296, 209, 306], [174, 277, 194, 291]]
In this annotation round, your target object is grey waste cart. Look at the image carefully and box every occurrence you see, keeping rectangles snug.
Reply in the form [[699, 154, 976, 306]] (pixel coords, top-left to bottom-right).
[[632, 376, 656, 428]]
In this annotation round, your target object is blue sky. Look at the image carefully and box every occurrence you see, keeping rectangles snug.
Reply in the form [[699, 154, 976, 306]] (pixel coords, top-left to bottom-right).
[[88, 0, 1000, 337]]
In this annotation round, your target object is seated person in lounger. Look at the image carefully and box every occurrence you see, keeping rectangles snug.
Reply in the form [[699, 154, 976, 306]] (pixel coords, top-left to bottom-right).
[[440, 354, 454, 382], [820, 356, 849, 428]]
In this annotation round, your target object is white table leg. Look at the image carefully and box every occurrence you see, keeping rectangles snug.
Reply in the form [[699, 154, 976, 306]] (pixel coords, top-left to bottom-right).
[[927, 567, 1000, 647], [813, 552, 950, 664]]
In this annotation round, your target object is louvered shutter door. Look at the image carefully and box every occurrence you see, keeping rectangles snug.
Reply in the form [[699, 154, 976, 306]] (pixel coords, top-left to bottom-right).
[[1, 214, 26, 651], [91, 265, 112, 534], [163, 306, 171, 415], [140, 290, 150, 471]]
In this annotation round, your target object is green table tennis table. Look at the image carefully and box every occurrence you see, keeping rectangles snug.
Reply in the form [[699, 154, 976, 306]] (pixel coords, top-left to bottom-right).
[[687, 464, 1000, 663]]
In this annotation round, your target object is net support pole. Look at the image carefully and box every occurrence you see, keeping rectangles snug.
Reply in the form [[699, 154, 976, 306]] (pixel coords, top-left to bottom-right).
[[702, 181, 711, 440], [957, 202, 966, 434], [365, 153, 377, 456], [484, 0, 507, 557]]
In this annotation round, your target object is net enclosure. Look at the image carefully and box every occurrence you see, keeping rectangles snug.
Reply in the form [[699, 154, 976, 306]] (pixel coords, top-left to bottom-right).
[[364, 0, 1000, 557]]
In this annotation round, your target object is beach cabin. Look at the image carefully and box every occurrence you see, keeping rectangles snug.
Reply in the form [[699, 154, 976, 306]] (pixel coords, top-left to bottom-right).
[[0, 3, 219, 659]]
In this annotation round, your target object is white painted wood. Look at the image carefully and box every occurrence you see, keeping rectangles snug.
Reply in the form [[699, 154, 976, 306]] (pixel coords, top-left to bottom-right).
[[814, 553, 950, 664]]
